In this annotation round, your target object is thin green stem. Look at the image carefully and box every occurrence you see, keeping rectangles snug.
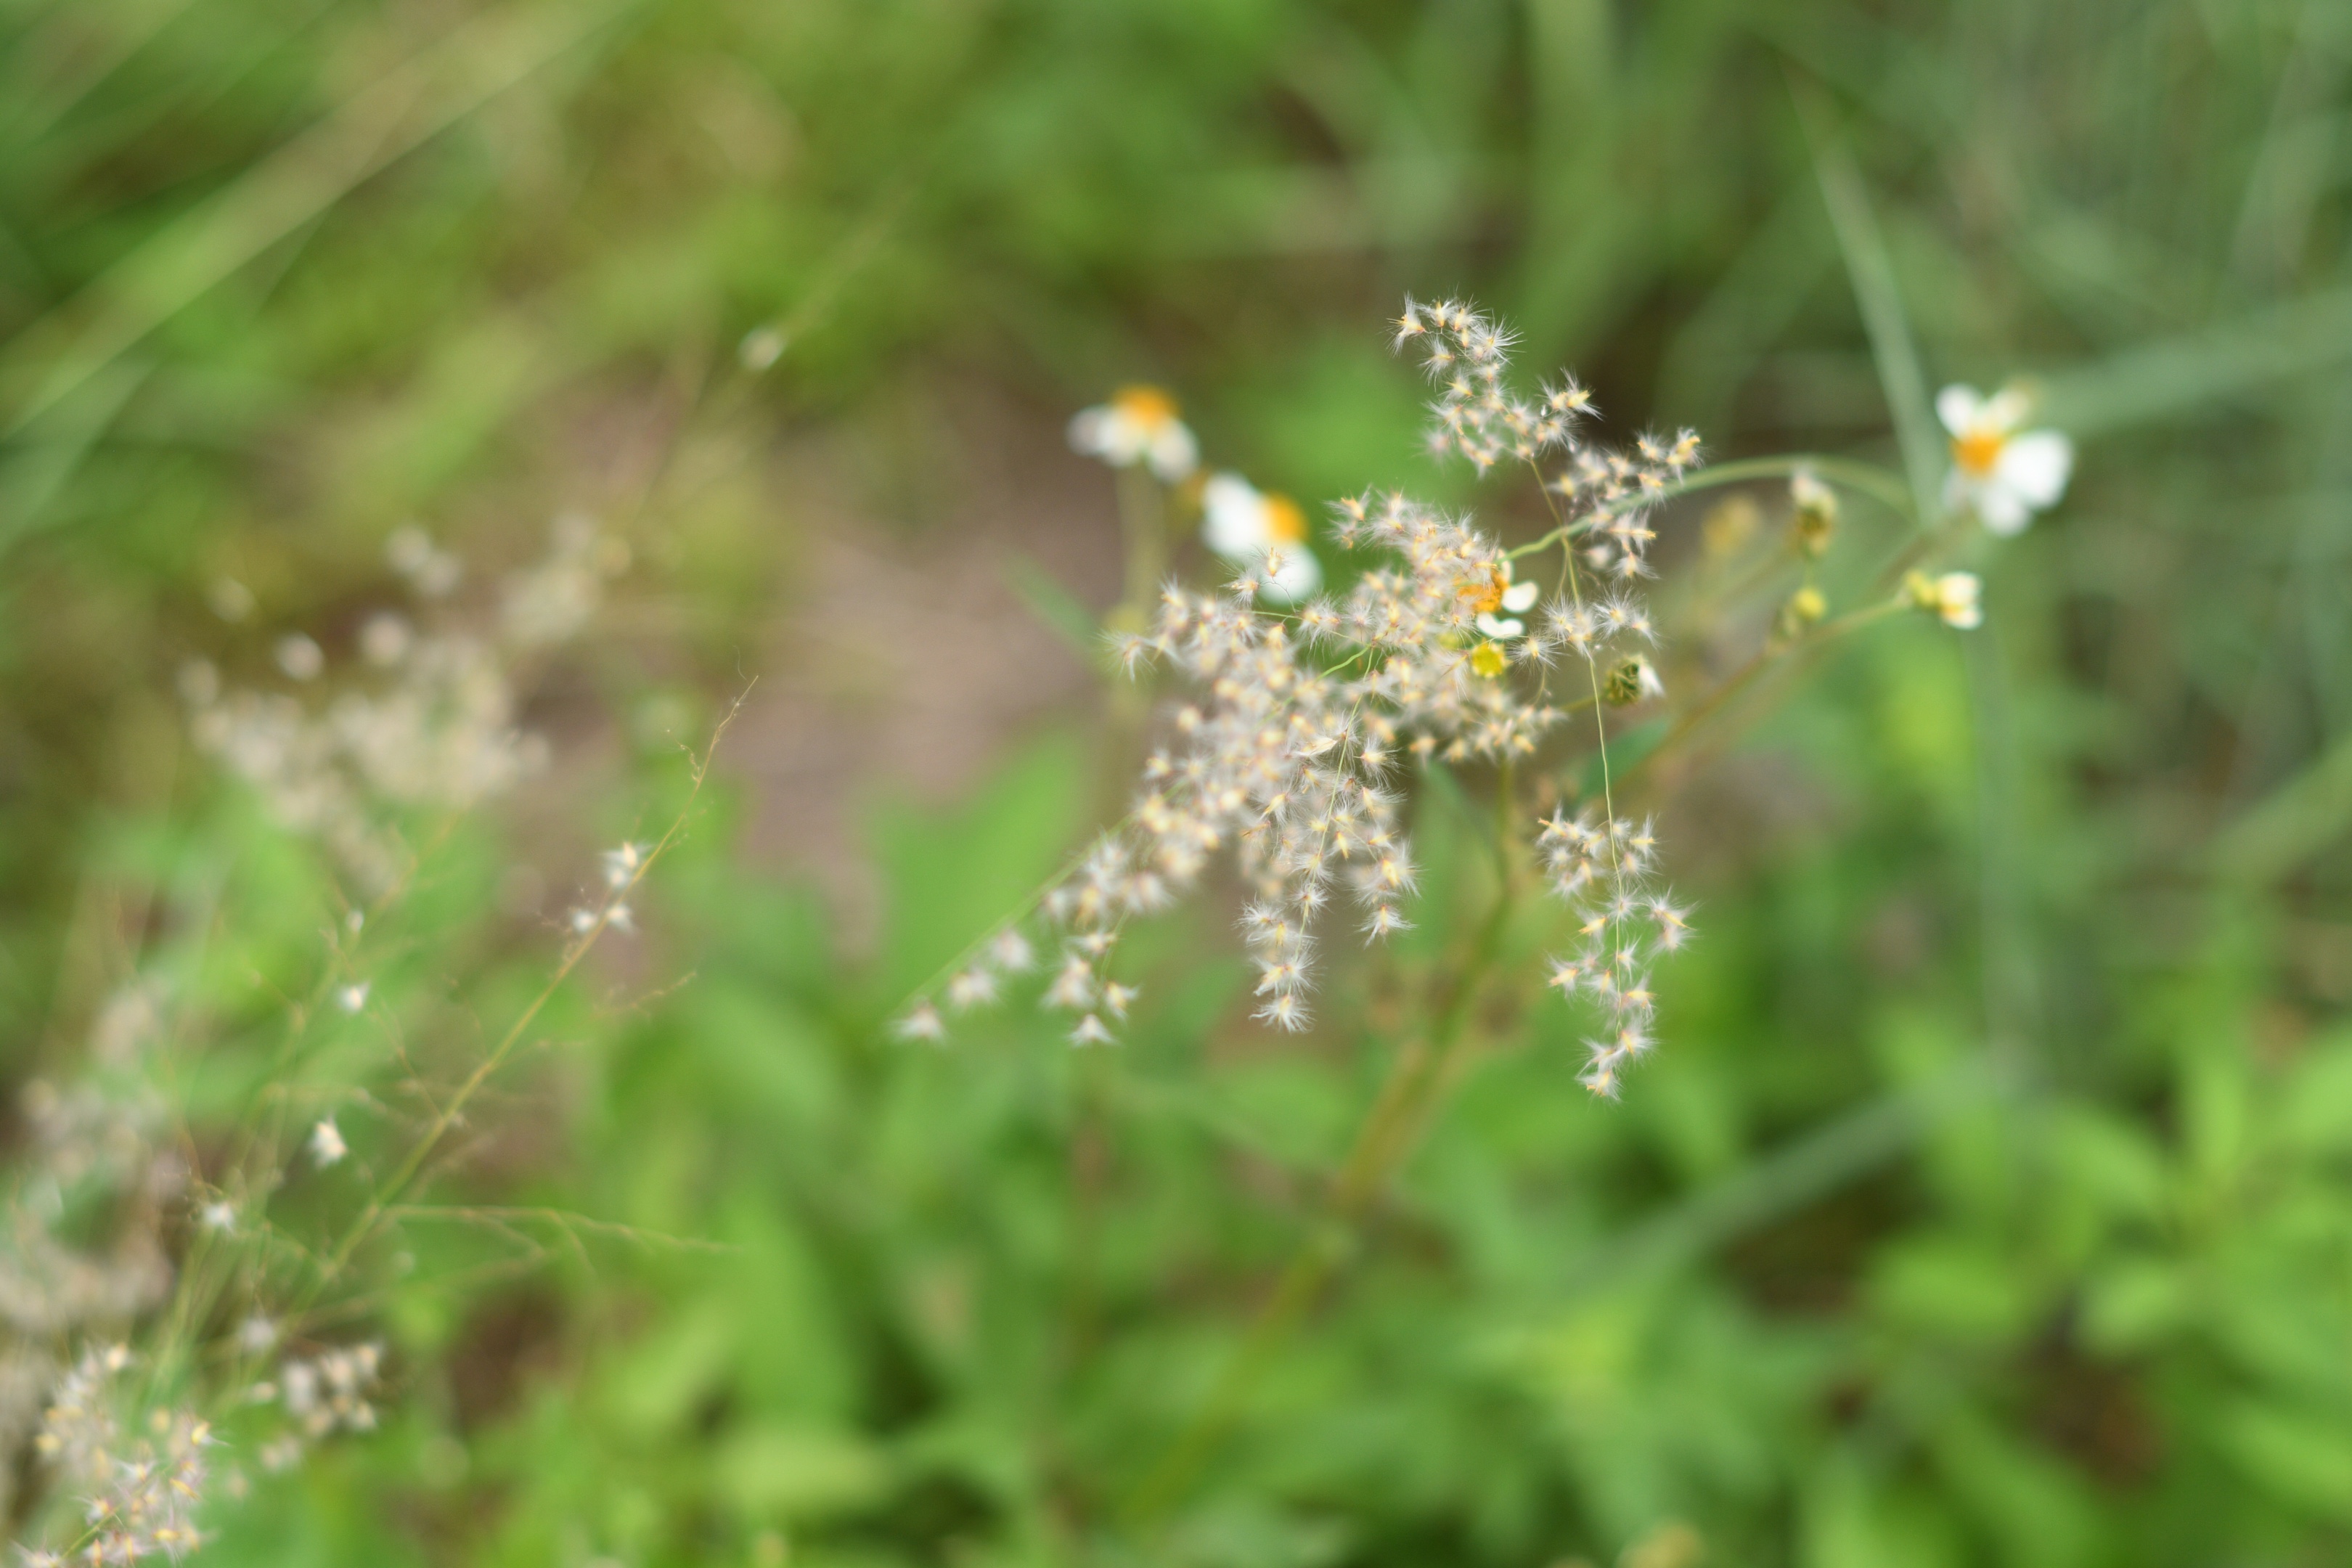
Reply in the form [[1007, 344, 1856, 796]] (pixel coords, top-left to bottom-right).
[[1111, 464, 1167, 636], [1624, 600, 1908, 795], [298, 692, 746, 1302], [1503, 454, 1914, 563], [892, 812, 1140, 1018], [1789, 75, 1943, 528]]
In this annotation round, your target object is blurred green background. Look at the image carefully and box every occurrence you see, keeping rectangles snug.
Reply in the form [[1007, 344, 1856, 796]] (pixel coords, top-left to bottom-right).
[[4, 0, 2352, 1563]]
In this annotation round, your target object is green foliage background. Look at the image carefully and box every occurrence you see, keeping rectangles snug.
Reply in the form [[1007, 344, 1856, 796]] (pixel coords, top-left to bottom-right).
[[3, 0, 2350, 1564]]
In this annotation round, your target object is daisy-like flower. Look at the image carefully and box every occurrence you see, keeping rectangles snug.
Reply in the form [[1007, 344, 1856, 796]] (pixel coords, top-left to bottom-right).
[[1201, 472, 1322, 604], [1069, 385, 1199, 482], [1936, 384, 2073, 535], [1464, 560, 1540, 640], [1906, 570, 1983, 629]]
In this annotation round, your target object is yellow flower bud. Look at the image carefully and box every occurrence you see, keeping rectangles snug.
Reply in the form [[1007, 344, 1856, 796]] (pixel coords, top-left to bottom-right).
[[1777, 585, 1827, 639]]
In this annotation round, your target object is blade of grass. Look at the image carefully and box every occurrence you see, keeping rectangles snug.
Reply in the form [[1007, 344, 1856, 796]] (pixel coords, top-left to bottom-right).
[[0, 0, 631, 450], [1788, 71, 1941, 526], [2212, 730, 2352, 886], [1549, 1056, 2012, 1301], [2036, 286, 2352, 438]]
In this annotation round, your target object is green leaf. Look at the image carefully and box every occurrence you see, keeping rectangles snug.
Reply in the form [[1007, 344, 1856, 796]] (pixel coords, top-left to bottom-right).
[[714, 1423, 894, 1520]]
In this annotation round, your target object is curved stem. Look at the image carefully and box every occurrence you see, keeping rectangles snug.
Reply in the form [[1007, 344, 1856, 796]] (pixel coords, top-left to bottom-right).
[[1124, 881, 1515, 1527], [1503, 454, 1915, 562], [1624, 600, 1907, 795]]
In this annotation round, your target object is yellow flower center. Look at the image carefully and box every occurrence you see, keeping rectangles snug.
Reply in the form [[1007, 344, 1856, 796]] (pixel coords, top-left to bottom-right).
[[1263, 494, 1307, 544], [1952, 428, 2006, 477], [1470, 642, 1508, 678], [1112, 385, 1179, 430], [1463, 568, 1509, 615]]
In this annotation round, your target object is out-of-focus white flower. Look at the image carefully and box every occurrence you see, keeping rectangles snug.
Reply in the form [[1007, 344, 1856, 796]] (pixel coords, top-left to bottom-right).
[[1069, 385, 1199, 482], [1201, 472, 1321, 604], [1908, 570, 1983, 629], [335, 982, 369, 1013], [309, 1119, 346, 1167], [1936, 384, 2073, 535], [1467, 561, 1540, 640]]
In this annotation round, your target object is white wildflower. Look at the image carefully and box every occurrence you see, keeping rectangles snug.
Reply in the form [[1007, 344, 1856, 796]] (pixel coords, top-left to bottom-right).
[[1202, 472, 1322, 604], [1069, 385, 1199, 481], [309, 1119, 346, 1168], [1470, 560, 1540, 640], [1936, 384, 2073, 534], [1906, 569, 1984, 629]]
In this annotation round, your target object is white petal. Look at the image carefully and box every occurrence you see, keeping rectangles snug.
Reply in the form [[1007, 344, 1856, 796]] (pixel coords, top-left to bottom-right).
[[1147, 422, 1199, 482], [1500, 580, 1540, 613], [1260, 548, 1322, 605], [1202, 473, 1270, 559], [1935, 385, 1983, 436], [1977, 483, 2032, 535], [1981, 387, 2032, 434], [1067, 407, 1111, 457], [1476, 613, 1524, 640], [1935, 573, 1983, 629], [1995, 430, 2073, 507]]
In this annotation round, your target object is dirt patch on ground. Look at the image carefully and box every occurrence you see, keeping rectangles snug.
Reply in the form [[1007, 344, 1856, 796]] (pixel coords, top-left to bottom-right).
[[720, 380, 1124, 947]]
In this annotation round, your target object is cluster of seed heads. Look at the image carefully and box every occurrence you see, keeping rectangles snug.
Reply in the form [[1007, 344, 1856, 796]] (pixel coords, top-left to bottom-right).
[[1399, 298, 1700, 1095], [182, 513, 624, 894], [25, 1346, 211, 1565], [899, 301, 1699, 1081]]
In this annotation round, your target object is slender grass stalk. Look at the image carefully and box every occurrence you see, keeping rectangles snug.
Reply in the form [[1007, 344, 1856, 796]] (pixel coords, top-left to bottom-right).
[[1789, 74, 1942, 527], [291, 690, 748, 1311], [1503, 453, 1914, 563]]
